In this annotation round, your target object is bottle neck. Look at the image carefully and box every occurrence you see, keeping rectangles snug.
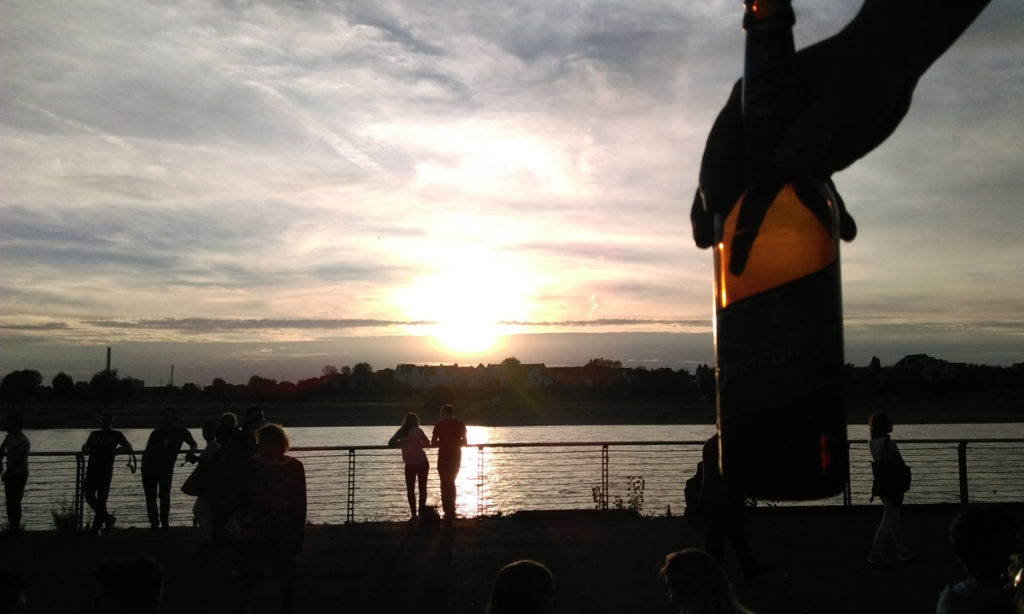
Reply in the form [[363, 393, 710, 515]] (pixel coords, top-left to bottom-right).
[[742, 0, 796, 170]]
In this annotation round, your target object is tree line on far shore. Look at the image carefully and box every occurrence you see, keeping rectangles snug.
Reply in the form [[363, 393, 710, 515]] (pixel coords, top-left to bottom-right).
[[1, 354, 1021, 409]]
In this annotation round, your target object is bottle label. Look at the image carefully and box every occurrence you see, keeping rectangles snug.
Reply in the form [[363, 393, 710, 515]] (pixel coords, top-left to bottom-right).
[[715, 262, 848, 499]]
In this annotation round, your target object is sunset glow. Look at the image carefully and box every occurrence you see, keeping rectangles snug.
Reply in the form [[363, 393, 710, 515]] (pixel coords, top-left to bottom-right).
[[1, 1, 1019, 384]]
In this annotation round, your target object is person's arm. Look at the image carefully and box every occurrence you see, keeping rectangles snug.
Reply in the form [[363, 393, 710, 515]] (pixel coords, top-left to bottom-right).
[[81, 432, 95, 454], [0, 435, 7, 475], [691, 0, 993, 247], [293, 461, 307, 550], [116, 432, 133, 453], [459, 424, 467, 447], [417, 428, 430, 448], [430, 425, 439, 447]]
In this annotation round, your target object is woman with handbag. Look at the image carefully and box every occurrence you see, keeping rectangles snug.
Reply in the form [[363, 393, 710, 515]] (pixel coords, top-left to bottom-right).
[[867, 412, 914, 567]]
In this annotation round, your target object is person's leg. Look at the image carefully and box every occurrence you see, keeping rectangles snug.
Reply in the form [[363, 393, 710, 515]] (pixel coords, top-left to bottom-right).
[[279, 559, 296, 614], [869, 497, 897, 562], [84, 477, 102, 532], [195, 495, 213, 544], [886, 500, 913, 559], [142, 471, 160, 529], [438, 459, 459, 517], [157, 471, 173, 528], [4, 472, 28, 532], [416, 462, 429, 513], [705, 519, 727, 564], [404, 464, 417, 518], [96, 469, 113, 528], [726, 520, 771, 577]]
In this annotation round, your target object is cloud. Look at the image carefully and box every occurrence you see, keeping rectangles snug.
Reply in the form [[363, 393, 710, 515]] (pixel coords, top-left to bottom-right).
[[1, 0, 1021, 383]]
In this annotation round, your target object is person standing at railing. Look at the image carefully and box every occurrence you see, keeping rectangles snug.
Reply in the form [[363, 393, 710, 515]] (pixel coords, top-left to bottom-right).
[[431, 403, 467, 521], [81, 412, 133, 535], [389, 412, 430, 522], [141, 408, 198, 532], [0, 414, 30, 535], [699, 435, 771, 578], [867, 411, 914, 567]]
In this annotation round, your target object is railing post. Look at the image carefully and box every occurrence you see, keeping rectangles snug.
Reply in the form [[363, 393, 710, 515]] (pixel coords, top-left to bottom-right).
[[601, 444, 609, 510], [346, 448, 356, 525], [74, 453, 85, 532], [843, 440, 852, 506], [477, 445, 484, 518], [958, 441, 969, 505]]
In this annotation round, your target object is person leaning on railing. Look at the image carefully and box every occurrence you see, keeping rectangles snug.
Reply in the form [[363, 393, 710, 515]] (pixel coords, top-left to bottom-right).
[[0, 414, 30, 535]]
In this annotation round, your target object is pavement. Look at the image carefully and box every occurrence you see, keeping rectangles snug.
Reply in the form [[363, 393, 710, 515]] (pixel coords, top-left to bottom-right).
[[2, 504, 1022, 613]]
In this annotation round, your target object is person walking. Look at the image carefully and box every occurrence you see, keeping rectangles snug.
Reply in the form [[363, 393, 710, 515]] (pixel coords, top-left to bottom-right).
[[81, 412, 133, 534], [430, 404, 467, 520], [0, 414, 30, 534], [867, 411, 914, 566], [389, 412, 430, 522], [141, 408, 198, 531]]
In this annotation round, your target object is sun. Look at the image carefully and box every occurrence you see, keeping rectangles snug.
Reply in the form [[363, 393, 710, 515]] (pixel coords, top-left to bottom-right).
[[394, 251, 535, 355]]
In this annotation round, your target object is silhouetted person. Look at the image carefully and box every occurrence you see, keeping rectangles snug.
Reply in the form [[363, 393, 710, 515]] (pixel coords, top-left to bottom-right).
[[81, 412, 133, 534], [867, 411, 913, 566], [191, 420, 220, 548], [141, 408, 198, 531], [94, 554, 163, 614], [430, 403, 467, 520], [211, 422, 237, 545], [485, 559, 554, 614], [690, 1, 992, 249], [699, 435, 770, 578], [224, 407, 264, 478], [660, 548, 756, 614], [936, 505, 1020, 613], [389, 412, 430, 522], [230, 424, 306, 614], [0, 414, 29, 535]]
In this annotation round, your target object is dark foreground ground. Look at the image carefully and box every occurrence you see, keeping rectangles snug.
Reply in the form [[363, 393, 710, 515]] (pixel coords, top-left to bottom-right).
[[4, 504, 1022, 613]]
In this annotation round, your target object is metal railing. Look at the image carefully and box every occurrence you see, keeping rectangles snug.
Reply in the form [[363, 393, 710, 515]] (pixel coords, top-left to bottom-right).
[[11, 438, 1023, 531]]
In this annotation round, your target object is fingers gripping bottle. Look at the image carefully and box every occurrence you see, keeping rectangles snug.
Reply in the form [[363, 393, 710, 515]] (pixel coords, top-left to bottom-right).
[[712, 0, 848, 500]]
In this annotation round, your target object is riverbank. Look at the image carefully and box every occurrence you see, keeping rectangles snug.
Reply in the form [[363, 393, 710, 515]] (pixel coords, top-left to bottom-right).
[[2, 505, 1021, 613], [8, 395, 1023, 429]]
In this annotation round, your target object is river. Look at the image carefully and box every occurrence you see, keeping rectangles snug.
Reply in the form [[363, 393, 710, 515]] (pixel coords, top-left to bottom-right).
[[11, 422, 1024, 531]]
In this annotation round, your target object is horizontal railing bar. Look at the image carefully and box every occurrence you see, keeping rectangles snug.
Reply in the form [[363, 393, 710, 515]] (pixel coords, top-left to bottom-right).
[[27, 438, 1023, 457]]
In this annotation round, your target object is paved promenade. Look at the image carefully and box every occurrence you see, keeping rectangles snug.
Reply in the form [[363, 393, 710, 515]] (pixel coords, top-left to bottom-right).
[[3, 504, 1021, 613]]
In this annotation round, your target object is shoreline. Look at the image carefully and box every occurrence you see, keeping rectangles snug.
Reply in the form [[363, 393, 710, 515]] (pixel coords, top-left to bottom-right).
[[7, 397, 1022, 430]]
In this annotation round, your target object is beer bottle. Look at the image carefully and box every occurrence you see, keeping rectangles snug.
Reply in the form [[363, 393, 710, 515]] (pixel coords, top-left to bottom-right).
[[712, 0, 848, 499]]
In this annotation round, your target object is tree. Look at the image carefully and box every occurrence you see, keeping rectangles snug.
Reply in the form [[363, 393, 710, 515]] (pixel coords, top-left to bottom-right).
[[1, 369, 43, 403], [89, 369, 120, 404], [51, 371, 75, 400], [352, 362, 374, 395], [322, 365, 338, 377]]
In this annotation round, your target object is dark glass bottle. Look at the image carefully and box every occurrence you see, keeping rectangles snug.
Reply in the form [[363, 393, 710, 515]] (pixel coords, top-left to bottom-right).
[[712, 0, 848, 500]]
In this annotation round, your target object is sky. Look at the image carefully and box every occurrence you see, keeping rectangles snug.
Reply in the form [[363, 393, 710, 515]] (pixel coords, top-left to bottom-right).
[[1, 0, 1021, 387]]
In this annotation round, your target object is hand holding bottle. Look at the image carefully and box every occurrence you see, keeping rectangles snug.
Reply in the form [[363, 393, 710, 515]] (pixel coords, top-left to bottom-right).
[[690, 0, 992, 250]]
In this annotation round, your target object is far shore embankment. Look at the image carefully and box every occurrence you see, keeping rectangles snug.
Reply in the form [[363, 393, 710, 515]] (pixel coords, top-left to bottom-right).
[[9, 395, 1022, 430]]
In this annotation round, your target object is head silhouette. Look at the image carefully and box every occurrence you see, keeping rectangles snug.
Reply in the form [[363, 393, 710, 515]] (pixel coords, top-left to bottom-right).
[[868, 412, 893, 438], [660, 548, 753, 614], [257, 423, 290, 460], [486, 559, 554, 614]]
